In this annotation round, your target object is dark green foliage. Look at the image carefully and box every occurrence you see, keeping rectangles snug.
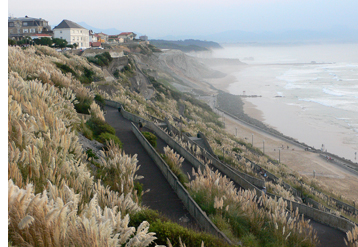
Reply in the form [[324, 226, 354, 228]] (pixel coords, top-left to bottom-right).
[[232, 147, 242, 153], [86, 117, 115, 137], [94, 94, 105, 108], [8, 38, 16, 46], [79, 67, 95, 84], [214, 138, 222, 145], [74, 97, 93, 114], [113, 69, 120, 79], [86, 149, 98, 160], [142, 131, 157, 148], [86, 52, 113, 67], [96, 132, 122, 148], [52, 38, 68, 48], [129, 209, 230, 247], [34, 37, 53, 46], [54, 62, 77, 77]]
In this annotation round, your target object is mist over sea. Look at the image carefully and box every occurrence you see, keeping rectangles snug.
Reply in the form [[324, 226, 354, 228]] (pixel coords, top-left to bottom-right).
[[202, 43, 358, 162]]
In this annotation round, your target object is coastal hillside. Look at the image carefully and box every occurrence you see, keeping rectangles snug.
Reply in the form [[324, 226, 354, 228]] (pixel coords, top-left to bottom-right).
[[8, 44, 357, 246], [149, 39, 222, 52]]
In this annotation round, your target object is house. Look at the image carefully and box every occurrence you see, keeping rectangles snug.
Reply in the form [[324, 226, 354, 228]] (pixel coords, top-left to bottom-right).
[[94, 32, 108, 43], [108, 34, 124, 43], [90, 42, 102, 48], [118, 32, 136, 42], [8, 16, 52, 40], [53, 19, 89, 48], [89, 30, 98, 43], [139, 35, 148, 41]]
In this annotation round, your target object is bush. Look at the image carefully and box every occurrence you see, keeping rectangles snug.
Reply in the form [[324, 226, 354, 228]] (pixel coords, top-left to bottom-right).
[[86, 117, 116, 137], [232, 147, 242, 153], [142, 131, 157, 148], [96, 132, 122, 148], [54, 62, 77, 77], [129, 209, 230, 247], [74, 97, 93, 114]]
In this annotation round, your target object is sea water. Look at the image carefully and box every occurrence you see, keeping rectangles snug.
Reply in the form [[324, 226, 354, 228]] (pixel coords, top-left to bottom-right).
[[208, 43, 358, 162]]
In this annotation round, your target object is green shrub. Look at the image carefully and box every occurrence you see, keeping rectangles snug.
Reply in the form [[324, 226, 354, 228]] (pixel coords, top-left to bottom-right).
[[96, 132, 122, 148], [78, 119, 93, 140], [74, 98, 93, 114], [232, 147, 242, 153], [54, 62, 77, 77], [86, 149, 98, 160], [86, 117, 116, 137], [142, 131, 157, 148], [94, 94, 105, 106], [129, 209, 230, 247]]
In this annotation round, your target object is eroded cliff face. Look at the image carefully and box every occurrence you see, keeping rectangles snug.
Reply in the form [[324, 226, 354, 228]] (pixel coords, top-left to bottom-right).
[[92, 47, 229, 98], [133, 50, 226, 96]]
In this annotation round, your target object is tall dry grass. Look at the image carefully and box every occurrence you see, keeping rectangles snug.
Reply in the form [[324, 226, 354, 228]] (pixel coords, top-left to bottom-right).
[[187, 165, 319, 246], [8, 46, 160, 246]]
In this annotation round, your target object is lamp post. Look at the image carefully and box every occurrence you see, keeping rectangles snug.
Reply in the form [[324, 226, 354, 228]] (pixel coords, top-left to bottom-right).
[[263, 140, 265, 154], [279, 149, 280, 163], [235, 127, 237, 137], [252, 134, 254, 147]]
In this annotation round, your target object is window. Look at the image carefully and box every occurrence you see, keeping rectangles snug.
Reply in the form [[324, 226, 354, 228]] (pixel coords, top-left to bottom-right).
[[80, 30, 82, 33], [23, 22, 28, 26], [30, 29, 35, 33], [9, 22, 14, 27], [72, 37, 75, 41], [23, 29, 28, 33], [81, 37, 82, 41]]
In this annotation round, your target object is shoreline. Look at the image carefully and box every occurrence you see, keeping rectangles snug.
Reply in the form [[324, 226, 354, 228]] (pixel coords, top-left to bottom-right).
[[199, 62, 358, 202]]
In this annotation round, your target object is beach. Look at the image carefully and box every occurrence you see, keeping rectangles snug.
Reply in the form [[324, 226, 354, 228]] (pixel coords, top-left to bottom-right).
[[199, 48, 358, 202]]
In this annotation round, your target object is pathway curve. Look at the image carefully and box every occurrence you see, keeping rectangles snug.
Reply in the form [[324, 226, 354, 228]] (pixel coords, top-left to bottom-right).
[[104, 106, 197, 229]]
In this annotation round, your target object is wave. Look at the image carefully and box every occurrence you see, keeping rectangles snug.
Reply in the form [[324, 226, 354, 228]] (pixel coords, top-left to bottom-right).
[[298, 98, 358, 112], [322, 88, 344, 96]]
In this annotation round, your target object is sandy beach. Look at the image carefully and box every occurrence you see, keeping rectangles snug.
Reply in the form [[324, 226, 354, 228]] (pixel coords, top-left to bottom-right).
[[203, 63, 358, 203]]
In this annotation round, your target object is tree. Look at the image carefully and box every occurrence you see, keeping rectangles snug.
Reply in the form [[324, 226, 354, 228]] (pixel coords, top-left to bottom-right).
[[8, 38, 16, 46], [52, 38, 68, 48], [34, 37, 52, 46], [73, 43, 78, 49]]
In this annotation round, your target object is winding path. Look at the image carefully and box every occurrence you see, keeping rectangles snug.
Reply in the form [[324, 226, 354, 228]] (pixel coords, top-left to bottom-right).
[[105, 105, 347, 246], [104, 106, 197, 229]]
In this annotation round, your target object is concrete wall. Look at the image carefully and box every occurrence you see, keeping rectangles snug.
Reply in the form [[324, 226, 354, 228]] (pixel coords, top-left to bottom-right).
[[197, 131, 216, 156], [146, 122, 205, 172], [131, 122, 232, 244], [106, 99, 355, 234]]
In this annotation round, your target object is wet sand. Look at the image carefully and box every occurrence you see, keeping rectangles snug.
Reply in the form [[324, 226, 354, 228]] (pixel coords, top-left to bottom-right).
[[203, 63, 358, 203]]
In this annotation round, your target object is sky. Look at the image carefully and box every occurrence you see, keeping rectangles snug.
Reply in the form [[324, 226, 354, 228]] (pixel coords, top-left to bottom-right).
[[7, 0, 358, 38]]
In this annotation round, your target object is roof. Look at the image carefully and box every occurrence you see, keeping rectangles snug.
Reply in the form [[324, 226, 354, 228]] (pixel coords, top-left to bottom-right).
[[54, 19, 86, 29], [95, 32, 108, 36], [91, 42, 102, 47], [30, 34, 52, 37], [8, 16, 46, 22], [119, 32, 134, 36]]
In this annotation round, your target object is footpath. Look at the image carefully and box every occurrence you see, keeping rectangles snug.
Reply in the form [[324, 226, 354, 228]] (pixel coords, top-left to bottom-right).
[[104, 106, 198, 229], [105, 105, 346, 246]]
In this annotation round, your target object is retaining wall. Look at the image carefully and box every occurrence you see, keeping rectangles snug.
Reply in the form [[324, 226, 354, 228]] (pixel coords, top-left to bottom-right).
[[131, 122, 232, 244], [105, 99, 355, 234]]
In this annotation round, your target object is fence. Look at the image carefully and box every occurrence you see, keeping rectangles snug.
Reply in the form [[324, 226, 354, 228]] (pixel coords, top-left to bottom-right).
[[131, 122, 232, 244], [105, 99, 356, 234]]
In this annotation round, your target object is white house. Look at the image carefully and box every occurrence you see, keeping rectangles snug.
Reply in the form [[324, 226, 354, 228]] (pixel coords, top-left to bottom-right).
[[53, 19, 89, 48]]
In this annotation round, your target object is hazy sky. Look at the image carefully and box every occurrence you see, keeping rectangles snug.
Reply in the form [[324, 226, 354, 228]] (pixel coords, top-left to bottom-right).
[[7, 0, 358, 38]]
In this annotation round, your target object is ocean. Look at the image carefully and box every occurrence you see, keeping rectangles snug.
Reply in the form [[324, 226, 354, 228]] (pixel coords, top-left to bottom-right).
[[202, 43, 358, 162]]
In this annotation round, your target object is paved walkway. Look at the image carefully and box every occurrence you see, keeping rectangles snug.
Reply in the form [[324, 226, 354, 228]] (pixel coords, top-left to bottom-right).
[[105, 105, 347, 246], [104, 106, 197, 229], [156, 124, 347, 247]]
